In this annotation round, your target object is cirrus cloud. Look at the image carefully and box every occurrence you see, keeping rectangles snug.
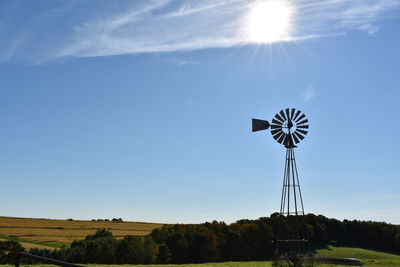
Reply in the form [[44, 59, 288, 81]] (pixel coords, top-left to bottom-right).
[[0, 0, 399, 63]]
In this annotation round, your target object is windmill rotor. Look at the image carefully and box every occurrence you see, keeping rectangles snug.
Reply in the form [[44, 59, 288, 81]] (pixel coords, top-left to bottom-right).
[[251, 108, 309, 148], [270, 108, 309, 148]]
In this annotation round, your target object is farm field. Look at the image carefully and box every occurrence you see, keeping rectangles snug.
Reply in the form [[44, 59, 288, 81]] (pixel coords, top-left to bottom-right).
[[0, 216, 164, 249]]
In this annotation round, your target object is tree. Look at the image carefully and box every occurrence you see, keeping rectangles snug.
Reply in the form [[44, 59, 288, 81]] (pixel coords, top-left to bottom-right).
[[85, 229, 113, 240], [166, 232, 189, 263], [157, 244, 171, 263], [99, 243, 115, 264], [0, 241, 24, 264], [143, 236, 158, 263], [151, 226, 169, 244], [114, 238, 133, 264], [84, 241, 101, 263]]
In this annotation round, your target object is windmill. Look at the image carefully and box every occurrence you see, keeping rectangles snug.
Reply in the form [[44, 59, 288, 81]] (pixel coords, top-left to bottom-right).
[[252, 108, 313, 266]]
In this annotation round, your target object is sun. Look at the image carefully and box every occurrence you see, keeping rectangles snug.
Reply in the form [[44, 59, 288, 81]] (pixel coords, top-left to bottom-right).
[[247, 0, 293, 43]]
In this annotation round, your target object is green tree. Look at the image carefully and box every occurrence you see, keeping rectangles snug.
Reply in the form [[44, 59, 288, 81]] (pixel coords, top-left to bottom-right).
[[157, 244, 171, 263], [65, 246, 85, 263], [0, 241, 24, 264], [114, 238, 133, 264], [99, 243, 115, 264], [85, 229, 113, 240], [143, 236, 159, 263]]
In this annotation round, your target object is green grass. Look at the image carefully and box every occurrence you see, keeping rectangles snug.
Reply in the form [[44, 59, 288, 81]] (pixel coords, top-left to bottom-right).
[[89, 263, 273, 267], [0, 264, 273, 267], [1, 246, 399, 267], [0, 263, 398, 267], [1, 261, 400, 267], [315, 245, 400, 260], [0, 234, 64, 249], [315, 245, 400, 266]]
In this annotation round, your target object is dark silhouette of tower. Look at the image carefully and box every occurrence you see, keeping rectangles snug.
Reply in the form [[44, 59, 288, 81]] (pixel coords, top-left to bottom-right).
[[252, 108, 314, 267]]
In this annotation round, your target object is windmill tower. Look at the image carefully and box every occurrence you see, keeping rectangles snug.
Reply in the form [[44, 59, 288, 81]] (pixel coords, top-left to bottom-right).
[[252, 108, 313, 267]]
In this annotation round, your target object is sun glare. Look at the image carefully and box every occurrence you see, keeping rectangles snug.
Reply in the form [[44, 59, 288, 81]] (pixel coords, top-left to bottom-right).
[[247, 0, 293, 43]]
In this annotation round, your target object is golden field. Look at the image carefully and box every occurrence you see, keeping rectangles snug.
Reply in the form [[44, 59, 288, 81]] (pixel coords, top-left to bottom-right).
[[0, 216, 164, 249]]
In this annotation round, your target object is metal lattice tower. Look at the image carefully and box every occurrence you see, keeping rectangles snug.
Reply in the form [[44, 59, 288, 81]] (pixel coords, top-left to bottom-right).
[[280, 147, 304, 217], [252, 108, 314, 267]]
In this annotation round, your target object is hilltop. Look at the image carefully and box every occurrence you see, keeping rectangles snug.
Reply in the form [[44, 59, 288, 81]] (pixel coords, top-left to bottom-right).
[[0, 216, 164, 249]]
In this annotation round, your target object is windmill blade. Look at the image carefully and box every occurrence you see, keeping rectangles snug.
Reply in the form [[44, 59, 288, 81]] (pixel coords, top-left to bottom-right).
[[272, 131, 284, 141], [297, 129, 308, 135], [293, 110, 301, 121], [292, 133, 300, 144], [295, 114, 305, 122], [252, 118, 270, 132], [284, 133, 295, 147], [273, 131, 284, 141], [271, 128, 283, 135], [294, 131, 305, 140], [289, 133, 296, 147], [290, 108, 295, 120], [271, 124, 283, 129], [297, 124, 309, 129], [279, 110, 287, 121], [277, 133, 287, 144], [275, 113, 284, 123], [272, 119, 283, 125], [283, 134, 289, 146], [285, 108, 290, 120], [297, 119, 308, 125]]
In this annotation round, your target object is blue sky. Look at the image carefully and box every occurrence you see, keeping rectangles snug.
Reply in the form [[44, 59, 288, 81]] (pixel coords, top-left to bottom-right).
[[1, 0, 400, 224]]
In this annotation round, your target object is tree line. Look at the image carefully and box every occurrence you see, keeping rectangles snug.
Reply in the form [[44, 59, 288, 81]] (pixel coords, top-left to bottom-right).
[[1, 213, 399, 264]]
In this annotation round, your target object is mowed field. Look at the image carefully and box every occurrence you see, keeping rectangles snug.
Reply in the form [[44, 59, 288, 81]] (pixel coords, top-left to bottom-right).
[[0, 216, 164, 249], [315, 245, 400, 267]]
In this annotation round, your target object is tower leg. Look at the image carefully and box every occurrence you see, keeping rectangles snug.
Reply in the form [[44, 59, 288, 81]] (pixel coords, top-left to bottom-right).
[[274, 148, 314, 267]]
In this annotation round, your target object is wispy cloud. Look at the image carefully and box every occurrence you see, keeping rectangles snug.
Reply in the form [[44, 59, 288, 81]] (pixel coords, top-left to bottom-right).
[[53, 0, 249, 59], [294, 0, 399, 36], [301, 83, 316, 103], [0, 0, 399, 62], [167, 58, 200, 66]]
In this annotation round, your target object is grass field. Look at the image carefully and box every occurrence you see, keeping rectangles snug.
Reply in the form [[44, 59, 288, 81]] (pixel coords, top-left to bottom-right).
[[315, 245, 400, 266], [1, 246, 400, 266], [1, 261, 400, 267], [0, 216, 164, 249]]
